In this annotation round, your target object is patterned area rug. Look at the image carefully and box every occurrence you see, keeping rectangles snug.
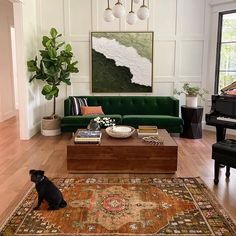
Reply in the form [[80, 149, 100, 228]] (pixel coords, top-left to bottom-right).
[[1, 177, 236, 236]]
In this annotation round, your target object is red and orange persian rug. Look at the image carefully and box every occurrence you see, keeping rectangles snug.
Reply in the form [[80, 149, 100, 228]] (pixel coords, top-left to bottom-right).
[[1, 177, 236, 236]]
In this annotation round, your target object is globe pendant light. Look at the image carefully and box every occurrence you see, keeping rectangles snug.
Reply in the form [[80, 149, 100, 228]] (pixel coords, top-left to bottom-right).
[[113, 0, 126, 18], [126, 0, 137, 25], [103, 0, 114, 22], [137, 0, 149, 20]]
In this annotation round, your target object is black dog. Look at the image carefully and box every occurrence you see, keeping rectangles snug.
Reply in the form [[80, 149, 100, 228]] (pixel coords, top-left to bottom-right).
[[29, 169, 67, 210]]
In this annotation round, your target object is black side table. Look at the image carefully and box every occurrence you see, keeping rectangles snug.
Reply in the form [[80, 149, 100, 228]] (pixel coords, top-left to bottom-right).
[[180, 106, 203, 139]]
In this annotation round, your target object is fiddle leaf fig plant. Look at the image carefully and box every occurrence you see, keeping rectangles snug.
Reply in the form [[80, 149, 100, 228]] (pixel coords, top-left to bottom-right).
[[27, 27, 79, 116]]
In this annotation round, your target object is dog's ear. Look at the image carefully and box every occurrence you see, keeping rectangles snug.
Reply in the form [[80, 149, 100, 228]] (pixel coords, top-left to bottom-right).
[[38, 170, 45, 176], [29, 169, 35, 175]]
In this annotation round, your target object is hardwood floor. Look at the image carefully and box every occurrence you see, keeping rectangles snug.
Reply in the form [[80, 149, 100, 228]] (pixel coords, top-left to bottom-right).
[[0, 116, 236, 226]]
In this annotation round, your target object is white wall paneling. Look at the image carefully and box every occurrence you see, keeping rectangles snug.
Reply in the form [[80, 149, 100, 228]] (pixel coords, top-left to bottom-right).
[[154, 0, 177, 36], [155, 41, 176, 77], [69, 0, 92, 37], [40, 0, 65, 35], [34, 0, 210, 120], [154, 82, 174, 96], [179, 40, 204, 77], [181, 0, 205, 37]]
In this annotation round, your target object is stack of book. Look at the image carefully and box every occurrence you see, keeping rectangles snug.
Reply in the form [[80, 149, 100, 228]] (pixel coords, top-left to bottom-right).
[[74, 130, 102, 144], [137, 125, 158, 137]]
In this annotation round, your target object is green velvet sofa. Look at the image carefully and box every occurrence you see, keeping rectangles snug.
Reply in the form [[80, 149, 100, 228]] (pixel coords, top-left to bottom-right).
[[61, 96, 183, 133]]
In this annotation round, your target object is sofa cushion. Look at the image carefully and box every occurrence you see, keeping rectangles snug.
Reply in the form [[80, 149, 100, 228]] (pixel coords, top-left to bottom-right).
[[70, 97, 88, 115], [61, 114, 122, 130], [81, 106, 104, 115], [122, 115, 183, 132]]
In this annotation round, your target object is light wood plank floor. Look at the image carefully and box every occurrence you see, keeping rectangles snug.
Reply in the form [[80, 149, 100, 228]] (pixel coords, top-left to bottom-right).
[[0, 117, 236, 226]]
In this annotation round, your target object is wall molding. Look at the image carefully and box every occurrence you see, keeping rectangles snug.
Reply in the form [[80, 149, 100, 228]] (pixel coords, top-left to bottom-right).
[[208, 0, 236, 7]]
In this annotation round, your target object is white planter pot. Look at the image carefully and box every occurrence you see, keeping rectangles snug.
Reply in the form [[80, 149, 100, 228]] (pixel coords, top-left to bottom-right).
[[186, 96, 198, 108], [41, 115, 61, 136]]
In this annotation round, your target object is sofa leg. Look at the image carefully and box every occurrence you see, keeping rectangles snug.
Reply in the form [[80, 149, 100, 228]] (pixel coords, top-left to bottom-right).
[[214, 161, 220, 185], [226, 166, 230, 178]]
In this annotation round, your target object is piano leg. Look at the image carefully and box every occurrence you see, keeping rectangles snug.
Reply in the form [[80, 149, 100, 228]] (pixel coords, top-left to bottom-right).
[[216, 126, 226, 142], [226, 166, 230, 178], [214, 160, 220, 185], [216, 127, 226, 168]]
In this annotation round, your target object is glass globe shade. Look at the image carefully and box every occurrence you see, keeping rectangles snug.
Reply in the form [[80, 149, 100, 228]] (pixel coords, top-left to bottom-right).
[[133, 0, 140, 3], [103, 8, 114, 22], [126, 11, 137, 25], [112, 2, 126, 18], [137, 5, 149, 20]]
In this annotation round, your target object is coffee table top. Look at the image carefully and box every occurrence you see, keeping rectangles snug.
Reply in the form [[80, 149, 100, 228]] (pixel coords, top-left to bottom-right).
[[70, 129, 177, 147]]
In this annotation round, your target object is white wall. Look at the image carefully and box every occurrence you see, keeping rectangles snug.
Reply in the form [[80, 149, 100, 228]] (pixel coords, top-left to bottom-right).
[[12, 0, 40, 139], [35, 0, 209, 117], [10, 27, 19, 109], [0, 0, 16, 122]]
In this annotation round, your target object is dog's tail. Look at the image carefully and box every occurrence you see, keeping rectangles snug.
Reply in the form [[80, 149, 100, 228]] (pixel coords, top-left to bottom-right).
[[60, 199, 67, 208]]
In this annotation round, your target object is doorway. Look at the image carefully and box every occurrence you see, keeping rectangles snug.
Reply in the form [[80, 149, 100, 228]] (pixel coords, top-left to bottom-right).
[[0, 0, 29, 139], [0, 0, 16, 122]]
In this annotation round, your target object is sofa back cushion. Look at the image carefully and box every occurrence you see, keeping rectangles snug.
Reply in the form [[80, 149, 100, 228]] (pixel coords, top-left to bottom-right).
[[65, 96, 179, 117]]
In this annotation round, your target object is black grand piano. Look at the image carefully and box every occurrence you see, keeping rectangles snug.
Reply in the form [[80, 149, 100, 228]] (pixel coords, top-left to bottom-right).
[[206, 82, 236, 142]]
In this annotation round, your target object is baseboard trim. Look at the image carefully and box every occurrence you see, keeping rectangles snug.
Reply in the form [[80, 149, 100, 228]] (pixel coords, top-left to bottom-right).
[[29, 122, 41, 139]]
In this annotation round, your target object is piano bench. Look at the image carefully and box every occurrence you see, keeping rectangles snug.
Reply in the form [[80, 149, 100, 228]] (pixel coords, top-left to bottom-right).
[[212, 139, 236, 185]]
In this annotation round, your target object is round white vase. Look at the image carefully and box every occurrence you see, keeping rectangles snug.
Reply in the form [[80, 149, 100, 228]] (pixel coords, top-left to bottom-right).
[[186, 96, 198, 108]]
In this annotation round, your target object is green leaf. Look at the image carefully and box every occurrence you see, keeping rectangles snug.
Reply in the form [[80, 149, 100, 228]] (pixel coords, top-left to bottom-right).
[[27, 60, 38, 72], [45, 94, 53, 100], [42, 84, 52, 95], [52, 87, 59, 97], [50, 28, 57, 38], [65, 44, 72, 52], [42, 36, 50, 47], [46, 39, 53, 47], [57, 42, 65, 48], [65, 79, 71, 85], [71, 61, 78, 66], [27, 60, 36, 67], [56, 34, 62, 38]]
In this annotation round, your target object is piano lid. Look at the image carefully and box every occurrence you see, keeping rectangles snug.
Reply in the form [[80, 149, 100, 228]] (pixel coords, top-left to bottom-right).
[[221, 81, 236, 95]]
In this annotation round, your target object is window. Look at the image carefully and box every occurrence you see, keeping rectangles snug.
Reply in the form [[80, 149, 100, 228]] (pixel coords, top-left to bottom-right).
[[215, 10, 236, 94]]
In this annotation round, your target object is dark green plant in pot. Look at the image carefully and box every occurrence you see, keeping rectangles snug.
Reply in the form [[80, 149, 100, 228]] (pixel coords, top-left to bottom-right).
[[27, 27, 79, 116]]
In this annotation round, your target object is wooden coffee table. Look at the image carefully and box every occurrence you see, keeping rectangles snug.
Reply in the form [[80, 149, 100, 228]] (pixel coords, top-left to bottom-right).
[[67, 129, 178, 173]]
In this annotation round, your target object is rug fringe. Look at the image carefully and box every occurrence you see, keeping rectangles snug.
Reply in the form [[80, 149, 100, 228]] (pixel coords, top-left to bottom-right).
[[195, 177, 236, 228]]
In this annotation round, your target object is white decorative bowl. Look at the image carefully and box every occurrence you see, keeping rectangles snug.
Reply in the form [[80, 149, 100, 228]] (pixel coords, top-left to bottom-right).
[[105, 126, 135, 138]]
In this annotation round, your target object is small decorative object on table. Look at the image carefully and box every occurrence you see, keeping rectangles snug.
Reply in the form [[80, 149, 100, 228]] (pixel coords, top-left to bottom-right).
[[142, 136, 164, 145], [137, 125, 158, 137], [87, 119, 101, 131], [87, 117, 115, 131], [74, 130, 102, 144], [106, 125, 135, 138], [174, 83, 208, 108]]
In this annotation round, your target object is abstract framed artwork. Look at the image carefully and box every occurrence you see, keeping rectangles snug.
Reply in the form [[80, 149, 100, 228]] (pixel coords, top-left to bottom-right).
[[91, 32, 153, 93]]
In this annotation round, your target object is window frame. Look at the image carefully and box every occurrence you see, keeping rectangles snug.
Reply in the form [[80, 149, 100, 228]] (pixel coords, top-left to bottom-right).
[[215, 9, 236, 94]]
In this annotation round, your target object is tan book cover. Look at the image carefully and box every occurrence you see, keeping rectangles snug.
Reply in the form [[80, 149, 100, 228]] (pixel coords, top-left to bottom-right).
[[138, 125, 158, 133]]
